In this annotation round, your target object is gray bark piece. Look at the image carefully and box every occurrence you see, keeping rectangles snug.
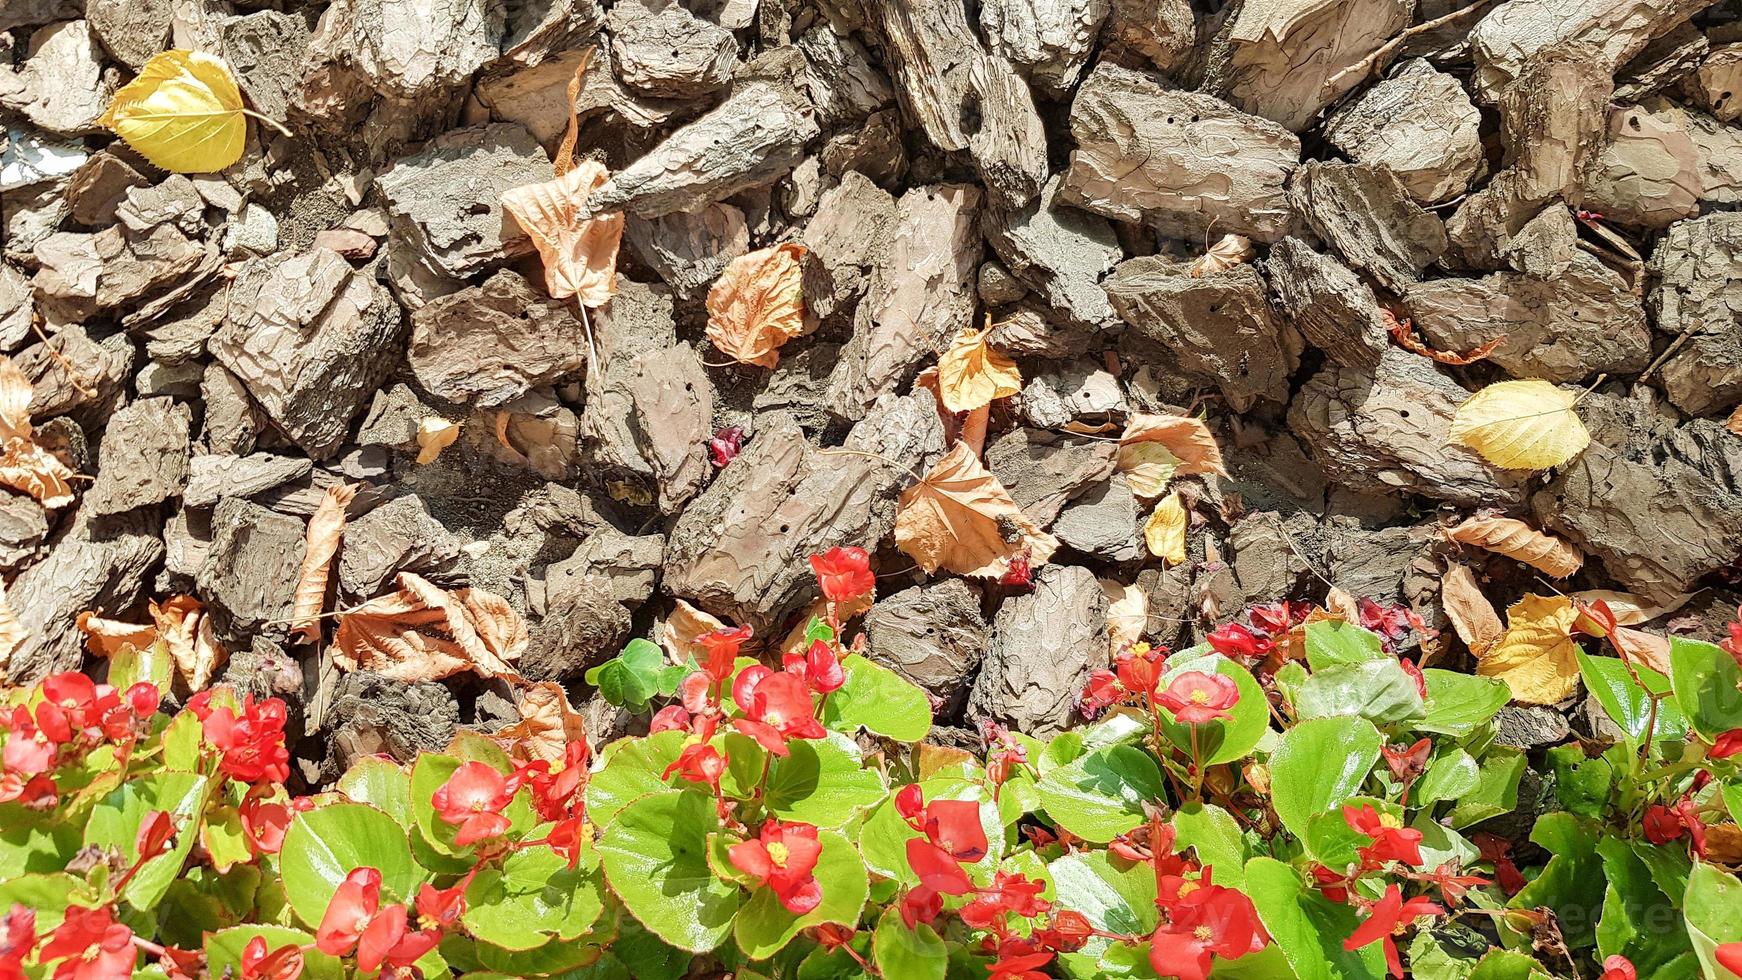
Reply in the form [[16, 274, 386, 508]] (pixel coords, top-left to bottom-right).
[[1102, 0, 1196, 74], [521, 569, 632, 681], [1533, 441, 1742, 604], [664, 396, 945, 633], [624, 203, 750, 301], [1289, 346, 1528, 508], [1468, 0, 1718, 102], [0, 263, 32, 352], [1104, 257, 1301, 410], [17, 326, 133, 428], [0, 20, 110, 135], [477, 47, 682, 149], [4, 508, 164, 684], [321, 673, 460, 773], [1614, 21, 1708, 101], [988, 301, 1097, 360], [969, 563, 1108, 736], [500, 0, 603, 68], [338, 494, 463, 601], [200, 364, 263, 456], [136, 359, 204, 400], [0, 0, 80, 31], [878, 0, 1048, 208], [1322, 60, 1485, 205], [588, 83, 819, 218], [799, 173, 898, 324], [594, 277, 677, 364], [753, 345, 845, 433], [327, 0, 504, 100], [1446, 47, 1613, 268], [1582, 98, 1742, 230], [1686, 43, 1742, 123], [377, 124, 545, 279], [1405, 252, 1652, 383], [116, 175, 204, 236], [819, 107, 906, 185], [1323, 519, 1432, 604], [985, 428, 1118, 527], [1264, 237, 1389, 369], [1650, 212, 1742, 416], [863, 578, 987, 704], [581, 342, 714, 515], [1207, 0, 1412, 132], [87, 398, 191, 517], [197, 497, 305, 643], [183, 454, 314, 508], [1052, 475, 1143, 561], [409, 270, 590, 407], [209, 247, 405, 460], [1018, 360, 1126, 428], [984, 175, 1122, 328], [979, 0, 1109, 94], [1231, 510, 1318, 604], [1495, 705, 1572, 748], [0, 493, 48, 574], [796, 24, 894, 127], [1061, 63, 1299, 242], [355, 384, 427, 454], [220, 10, 312, 123], [558, 528, 664, 610], [1289, 162, 1447, 291], [32, 225, 205, 321], [608, 1, 737, 98], [826, 184, 981, 421], [86, 0, 174, 70]]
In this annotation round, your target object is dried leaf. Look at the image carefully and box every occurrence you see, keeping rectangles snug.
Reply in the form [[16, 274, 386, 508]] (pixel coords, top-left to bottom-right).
[[1118, 443, 1180, 499], [1100, 578, 1148, 655], [1727, 403, 1742, 436], [501, 160, 624, 307], [1323, 588, 1360, 622], [705, 243, 809, 369], [289, 483, 359, 644], [1439, 563, 1503, 656], [77, 611, 159, 657], [0, 356, 76, 508], [778, 594, 872, 656], [895, 441, 1059, 578], [1119, 415, 1227, 491], [0, 592, 27, 674], [1144, 492, 1188, 564], [1383, 310, 1504, 366], [1449, 379, 1590, 471], [1446, 516, 1583, 578], [1564, 590, 1684, 626], [937, 318, 1022, 413], [79, 596, 224, 690], [1611, 626, 1672, 676], [657, 598, 729, 663], [1188, 234, 1254, 277], [416, 417, 459, 464], [1477, 594, 1582, 705], [496, 681, 586, 764], [1704, 823, 1742, 865], [333, 573, 527, 683], [98, 50, 248, 173]]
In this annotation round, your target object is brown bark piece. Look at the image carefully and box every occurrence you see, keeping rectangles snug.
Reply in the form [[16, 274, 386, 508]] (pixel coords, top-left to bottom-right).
[[1649, 212, 1742, 417], [183, 454, 314, 508], [877, 0, 1048, 208], [1102, 0, 1197, 74], [32, 224, 205, 322], [197, 497, 306, 644], [581, 342, 713, 515], [1290, 161, 1448, 291], [608, 1, 737, 99], [985, 428, 1119, 528], [1264, 237, 1390, 370], [377, 124, 546, 280], [968, 563, 1108, 736], [1104, 257, 1302, 410], [85, 0, 173, 70], [0, 20, 110, 135], [1583, 98, 1742, 230], [1322, 59, 1485, 205], [864, 579, 987, 708], [1468, 0, 1718, 102], [219, 10, 312, 124], [86, 397, 191, 517], [1685, 43, 1742, 123], [796, 24, 895, 127], [409, 270, 590, 408], [625, 204, 750, 301], [1061, 63, 1299, 242], [984, 175, 1122, 329], [337, 494, 463, 602], [1207, 0, 1412, 132], [979, 0, 1109, 94]]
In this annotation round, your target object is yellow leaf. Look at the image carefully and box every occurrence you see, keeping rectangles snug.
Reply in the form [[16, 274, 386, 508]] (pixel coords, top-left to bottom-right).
[[416, 417, 459, 464], [289, 483, 359, 645], [1117, 442, 1180, 499], [936, 319, 1021, 413], [1144, 492, 1187, 565], [1446, 515, 1582, 577], [1449, 379, 1590, 470], [894, 441, 1058, 578], [1477, 594, 1582, 704], [99, 50, 249, 174], [496, 681, 587, 764], [501, 160, 624, 307], [705, 243, 810, 369]]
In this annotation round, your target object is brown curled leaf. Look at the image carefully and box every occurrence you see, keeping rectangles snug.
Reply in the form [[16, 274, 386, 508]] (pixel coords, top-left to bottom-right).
[[496, 681, 587, 764], [705, 243, 810, 369], [333, 572, 527, 683], [1446, 515, 1583, 578], [1383, 309, 1504, 366], [0, 356, 76, 508], [289, 482, 359, 645], [895, 441, 1059, 578], [1439, 563, 1503, 657]]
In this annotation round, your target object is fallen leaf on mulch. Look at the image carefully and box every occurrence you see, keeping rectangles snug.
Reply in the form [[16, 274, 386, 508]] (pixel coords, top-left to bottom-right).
[[1565, 590, 1684, 626], [1450, 379, 1590, 471], [1188, 234, 1253, 278], [0, 356, 76, 509], [1101, 578, 1148, 655], [496, 681, 586, 764], [1439, 563, 1502, 656], [937, 318, 1021, 413], [1144, 491, 1187, 565], [99, 50, 248, 173], [79, 595, 225, 690], [1118, 414, 1226, 498], [895, 441, 1058, 578], [1477, 594, 1581, 705], [416, 417, 459, 464], [1727, 403, 1742, 436], [333, 572, 527, 682], [657, 598, 731, 664], [1446, 515, 1582, 578], [290, 483, 359, 644], [705, 242, 809, 369]]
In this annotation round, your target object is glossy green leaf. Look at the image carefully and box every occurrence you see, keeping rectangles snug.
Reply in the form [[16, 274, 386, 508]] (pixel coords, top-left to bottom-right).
[[821, 654, 932, 743], [1577, 652, 1688, 743], [1171, 802, 1246, 888], [463, 844, 603, 950], [1417, 669, 1510, 738], [1416, 748, 1481, 808], [337, 756, 413, 824], [763, 732, 887, 829], [84, 770, 211, 910], [1684, 862, 1742, 980], [586, 730, 688, 829], [598, 789, 740, 952], [278, 802, 427, 928], [585, 638, 668, 710], [1035, 745, 1164, 843], [1047, 849, 1158, 960], [1509, 812, 1602, 948], [1594, 835, 1692, 974], [872, 907, 946, 980], [0, 804, 80, 879], [734, 830, 868, 959], [1447, 747, 1525, 830], [1294, 660, 1426, 725], [1268, 715, 1381, 841], [106, 637, 174, 693], [1155, 652, 1269, 766], [1668, 637, 1742, 739], [1304, 620, 1386, 669], [1244, 856, 1385, 980]]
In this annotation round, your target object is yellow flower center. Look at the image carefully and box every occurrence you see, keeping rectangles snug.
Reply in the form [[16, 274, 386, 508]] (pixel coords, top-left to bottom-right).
[[1189, 690, 1210, 704], [1194, 926, 1214, 942], [767, 842, 790, 867], [1177, 881, 1200, 898], [764, 710, 785, 726]]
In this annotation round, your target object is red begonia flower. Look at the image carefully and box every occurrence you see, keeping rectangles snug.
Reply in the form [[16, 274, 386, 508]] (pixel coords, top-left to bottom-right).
[[201, 695, 291, 785], [732, 669, 825, 756], [663, 742, 726, 788], [809, 547, 875, 603], [1344, 804, 1425, 867], [1599, 955, 1636, 980], [1157, 671, 1239, 725], [784, 640, 846, 695], [697, 627, 753, 683], [1381, 738, 1432, 783], [1343, 885, 1442, 978], [959, 871, 1050, 929], [1712, 729, 1742, 759], [39, 906, 134, 980], [430, 762, 514, 847], [728, 820, 824, 915], [240, 935, 304, 980], [1205, 623, 1271, 662], [1717, 942, 1742, 977], [1, 905, 36, 980]]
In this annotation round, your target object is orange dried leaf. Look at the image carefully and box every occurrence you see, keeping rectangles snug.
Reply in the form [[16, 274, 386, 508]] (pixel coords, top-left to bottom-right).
[[705, 243, 809, 369], [1384, 310, 1504, 366], [77, 611, 159, 658], [1565, 590, 1684, 626], [0, 356, 76, 508], [657, 598, 730, 663], [290, 483, 359, 644], [501, 159, 624, 308], [152, 595, 225, 690], [1188, 234, 1254, 278], [416, 417, 459, 464], [894, 441, 1059, 578], [1440, 563, 1503, 656], [936, 319, 1022, 413], [333, 572, 527, 683], [1119, 414, 1228, 494], [496, 681, 586, 764], [1611, 626, 1672, 676], [1727, 403, 1741, 436], [1446, 515, 1582, 578]]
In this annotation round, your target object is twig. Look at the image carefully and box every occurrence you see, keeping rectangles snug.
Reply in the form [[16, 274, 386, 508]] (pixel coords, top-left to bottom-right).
[[816, 447, 925, 484], [1324, 0, 1497, 91], [29, 321, 97, 398]]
